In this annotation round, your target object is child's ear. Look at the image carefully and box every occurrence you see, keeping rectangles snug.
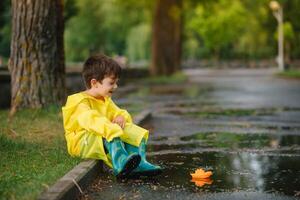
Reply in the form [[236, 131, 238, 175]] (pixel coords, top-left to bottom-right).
[[90, 79, 98, 88]]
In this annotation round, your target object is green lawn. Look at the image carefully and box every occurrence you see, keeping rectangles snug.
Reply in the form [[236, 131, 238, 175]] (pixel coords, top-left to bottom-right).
[[277, 69, 300, 78], [143, 72, 187, 84], [0, 107, 81, 200]]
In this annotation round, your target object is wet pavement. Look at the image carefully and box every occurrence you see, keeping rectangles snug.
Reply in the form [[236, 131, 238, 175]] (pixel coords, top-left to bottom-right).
[[82, 69, 300, 199]]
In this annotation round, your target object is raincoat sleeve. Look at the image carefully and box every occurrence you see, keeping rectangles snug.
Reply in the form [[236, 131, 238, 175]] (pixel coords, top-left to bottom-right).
[[76, 99, 124, 142], [107, 98, 133, 123]]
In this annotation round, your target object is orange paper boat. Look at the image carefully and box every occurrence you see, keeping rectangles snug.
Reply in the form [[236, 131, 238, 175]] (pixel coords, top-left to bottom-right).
[[190, 168, 212, 179], [191, 178, 213, 187]]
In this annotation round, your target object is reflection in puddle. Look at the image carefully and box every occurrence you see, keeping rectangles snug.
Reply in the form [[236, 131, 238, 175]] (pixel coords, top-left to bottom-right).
[[84, 124, 300, 199], [85, 151, 300, 199], [156, 152, 300, 195], [191, 178, 213, 187]]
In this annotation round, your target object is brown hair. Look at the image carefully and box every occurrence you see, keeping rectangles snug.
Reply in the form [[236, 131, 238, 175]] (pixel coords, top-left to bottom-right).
[[82, 54, 121, 88]]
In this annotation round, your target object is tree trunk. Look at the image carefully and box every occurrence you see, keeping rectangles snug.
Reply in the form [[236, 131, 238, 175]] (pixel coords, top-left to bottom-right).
[[9, 0, 65, 115], [151, 0, 182, 76]]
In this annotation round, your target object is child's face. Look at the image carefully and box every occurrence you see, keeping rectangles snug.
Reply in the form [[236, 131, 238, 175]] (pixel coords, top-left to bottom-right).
[[91, 76, 118, 98]]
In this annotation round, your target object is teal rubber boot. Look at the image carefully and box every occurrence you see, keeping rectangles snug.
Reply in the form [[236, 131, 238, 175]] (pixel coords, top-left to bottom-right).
[[125, 139, 162, 177], [104, 138, 141, 179]]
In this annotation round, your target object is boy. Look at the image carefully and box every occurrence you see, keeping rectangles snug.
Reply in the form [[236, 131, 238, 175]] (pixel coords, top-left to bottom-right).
[[62, 54, 161, 178]]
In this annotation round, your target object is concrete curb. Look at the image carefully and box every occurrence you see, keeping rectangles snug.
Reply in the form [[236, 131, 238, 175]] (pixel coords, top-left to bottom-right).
[[38, 109, 152, 200]]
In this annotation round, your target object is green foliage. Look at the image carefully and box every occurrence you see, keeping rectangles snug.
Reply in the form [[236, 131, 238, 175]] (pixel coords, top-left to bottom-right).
[[236, 0, 274, 59], [0, 0, 11, 58], [183, 37, 201, 60], [283, 22, 295, 41], [274, 22, 295, 41], [126, 23, 151, 62], [0, 23, 10, 58], [283, 0, 300, 58], [184, 0, 300, 60], [65, 0, 105, 61], [185, 0, 272, 59], [65, 0, 152, 62], [189, 0, 248, 57], [1, 0, 300, 62], [64, 0, 79, 22]]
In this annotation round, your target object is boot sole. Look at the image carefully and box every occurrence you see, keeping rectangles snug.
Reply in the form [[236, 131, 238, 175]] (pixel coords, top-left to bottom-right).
[[116, 154, 141, 179]]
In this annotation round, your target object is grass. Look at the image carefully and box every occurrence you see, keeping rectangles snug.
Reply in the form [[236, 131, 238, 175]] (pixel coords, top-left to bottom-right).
[[0, 107, 81, 200], [143, 72, 187, 84], [180, 132, 271, 149], [119, 102, 147, 116], [0, 104, 144, 200], [277, 69, 300, 79], [186, 108, 275, 118]]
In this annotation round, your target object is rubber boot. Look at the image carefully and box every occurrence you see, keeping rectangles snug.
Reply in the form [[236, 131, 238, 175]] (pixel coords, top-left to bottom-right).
[[125, 139, 162, 177], [104, 138, 141, 178]]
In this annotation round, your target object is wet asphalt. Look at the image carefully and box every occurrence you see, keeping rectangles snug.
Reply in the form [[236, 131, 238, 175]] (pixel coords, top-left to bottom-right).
[[82, 69, 300, 200]]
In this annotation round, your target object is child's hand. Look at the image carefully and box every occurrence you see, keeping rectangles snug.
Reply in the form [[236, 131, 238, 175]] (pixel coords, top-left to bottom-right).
[[112, 115, 126, 129]]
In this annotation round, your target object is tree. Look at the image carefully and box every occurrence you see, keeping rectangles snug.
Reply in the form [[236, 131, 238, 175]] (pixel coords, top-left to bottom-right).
[[151, 0, 183, 76], [9, 0, 65, 115]]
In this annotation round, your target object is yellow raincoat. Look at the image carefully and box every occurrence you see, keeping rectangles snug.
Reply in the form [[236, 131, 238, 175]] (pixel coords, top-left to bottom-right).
[[62, 92, 149, 167]]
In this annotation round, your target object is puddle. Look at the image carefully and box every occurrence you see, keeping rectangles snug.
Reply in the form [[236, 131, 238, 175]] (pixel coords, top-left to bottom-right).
[[84, 132, 300, 199], [84, 151, 300, 199], [82, 111, 300, 199]]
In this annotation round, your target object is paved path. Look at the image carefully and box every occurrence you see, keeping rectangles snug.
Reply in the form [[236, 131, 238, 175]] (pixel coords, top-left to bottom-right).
[[185, 68, 300, 109], [84, 68, 300, 200]]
